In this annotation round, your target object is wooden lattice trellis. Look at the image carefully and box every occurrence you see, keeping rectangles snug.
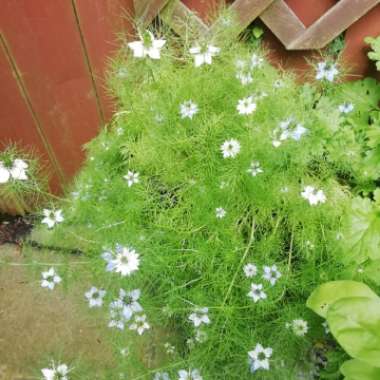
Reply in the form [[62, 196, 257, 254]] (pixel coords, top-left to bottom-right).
[[134, 0, 379, 49]]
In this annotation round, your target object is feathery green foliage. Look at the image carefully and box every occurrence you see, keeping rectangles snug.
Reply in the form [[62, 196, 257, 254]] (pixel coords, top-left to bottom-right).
[[43, 27, 380, 380]]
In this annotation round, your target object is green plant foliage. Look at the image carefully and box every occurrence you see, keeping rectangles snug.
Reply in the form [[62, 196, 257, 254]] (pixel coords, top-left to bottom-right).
[[342, 194, 380, 264], [365, 35, 380, 71], [327, 297, 380, 367], [306, 281, 378, 318], [340, 359, 380, 380], [43, 26, 380, 379], [307, 281, 380, 378], [327, 34, 346, 58], [252, 26, 264, 40]]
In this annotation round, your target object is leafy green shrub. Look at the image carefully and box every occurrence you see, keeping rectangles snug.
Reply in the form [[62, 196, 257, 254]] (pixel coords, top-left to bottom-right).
[[307, 281, 380, 380], [43, 26, 380, 379]]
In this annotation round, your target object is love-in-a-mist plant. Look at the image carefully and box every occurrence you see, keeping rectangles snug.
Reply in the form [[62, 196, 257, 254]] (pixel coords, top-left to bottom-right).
[[43, 20, 380, 379], [0, 144, 46, 215]]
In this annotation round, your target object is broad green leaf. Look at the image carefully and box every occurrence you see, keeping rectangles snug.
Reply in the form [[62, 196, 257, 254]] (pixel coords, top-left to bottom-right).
[[327, 297, 380, 367], [366, 36, 380, 71], [337, 78, 380, 127], [252, 26, 264, 39], [340, 359, 380, 380], [306, 281, 378, 318], [340, 78, 380, 110], [342, 197, 380, 263], [363, 259, 380, 285]]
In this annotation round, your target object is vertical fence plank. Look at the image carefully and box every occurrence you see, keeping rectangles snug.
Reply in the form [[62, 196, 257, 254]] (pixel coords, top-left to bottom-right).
[[0, 1, 102, 185], [343, 4, 380, 80], [0, 37, 61, 191], [74, 0, 135, 122]]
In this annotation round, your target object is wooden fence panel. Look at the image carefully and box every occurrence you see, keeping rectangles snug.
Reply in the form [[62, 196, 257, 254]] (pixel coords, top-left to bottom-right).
[[0, 37, 58, 188], [0, 1, 100, 185], [74, 0, 135, 121], [139, 0, 379, 50]]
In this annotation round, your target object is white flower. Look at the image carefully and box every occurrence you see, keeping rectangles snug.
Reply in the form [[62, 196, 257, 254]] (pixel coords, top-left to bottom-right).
[[84, 286, 106, 308], [102, 249, 116, 272], [237, 96, 257, 115], [251, 54, 264, 68], [154, 372, 170, 380], [119, 288, 143, 319], [247, 283, 267, 303], [124, 171, 139, 187], [41, 267, 62, 290], [235, 60, 253, 85], [220, 139, 241, 158], [215, 207, 226, 219], [103, 245, 140, 277], [180, 100, 199, 119], [109, 299, 128, 330], [291, 123, 308, 141], [189, 307, 210, 327], [10, 159, 28, 180], [178, 369, 202, 380], [247, 161, 263, 177], [243, 263, 257, 278], [127, 31, 166, 60], [41, 209, 64, 229], [248, 343, 272, 372], [291, 319, 308, 336], [262, 265, 281, 286], [236, 71, 253, 85], [272, 118, 307, 147], [0, 161, 10, 183], [108, 289, 143, 330], [120, 347, 129, 357], [301, 186, 326, 206], [322, 321, 330, 334], [315, 61, 339, 82], [338, 102, 354, 114], [41, 362, 70, 380], [129, 314, 150, 335], [189, 44, 220, 67], [0, 159, 28, 183], [164, 342, 176, 355], [273, 79, 284, 88]]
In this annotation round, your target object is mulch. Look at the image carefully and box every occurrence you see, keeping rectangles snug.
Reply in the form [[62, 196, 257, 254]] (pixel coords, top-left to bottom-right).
[[0, 214, 34, 245]]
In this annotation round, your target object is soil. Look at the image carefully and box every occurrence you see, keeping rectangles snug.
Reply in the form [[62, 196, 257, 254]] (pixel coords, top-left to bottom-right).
[[0, 243, 116, 379], [0, 214, 34, 245]]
